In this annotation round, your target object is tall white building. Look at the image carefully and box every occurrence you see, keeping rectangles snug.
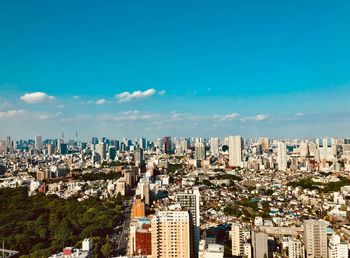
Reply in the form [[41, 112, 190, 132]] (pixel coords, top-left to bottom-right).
[[328, 234, 348, 258], [299, 141, 309, 157], [35, 135, 43, 150], [231, 224, 244, 256], [317, 138, 336, 161], [277, 141, 287, 171], [176, 188, 200, 254], [304, 220, 327, 258], [288, 237, 304, 258], [209, 138, 219, 156], [243, 243, 252, 258], [228, 135, 243, 167]]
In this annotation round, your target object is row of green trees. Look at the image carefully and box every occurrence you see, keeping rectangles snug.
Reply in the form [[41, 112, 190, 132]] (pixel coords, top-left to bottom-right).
[[287, 176, 350, 193], [0, 187, 123, 257]]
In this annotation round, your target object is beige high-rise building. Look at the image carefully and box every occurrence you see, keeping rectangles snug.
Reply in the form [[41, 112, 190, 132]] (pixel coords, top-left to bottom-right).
[[210, 137, 220, 156], [304, 220, 327, 258], [288, 237, 304, 258], [252, 231, 268, 258], [258, 137, 269, 151], [231, 224, 244, 256], [151, 210, 194, 258], [176, 188, 200, 253], [277, 141, 288, 171], [228, 135, 243, 167]]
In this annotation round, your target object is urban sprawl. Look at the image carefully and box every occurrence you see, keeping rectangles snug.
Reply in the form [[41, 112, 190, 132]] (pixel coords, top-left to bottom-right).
[[1, 135, 350, 258]]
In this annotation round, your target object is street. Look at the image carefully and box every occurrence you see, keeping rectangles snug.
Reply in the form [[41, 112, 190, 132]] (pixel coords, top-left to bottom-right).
[[112, 199, 132, 257]]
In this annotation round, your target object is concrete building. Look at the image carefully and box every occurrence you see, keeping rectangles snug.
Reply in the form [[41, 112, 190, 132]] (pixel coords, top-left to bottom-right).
[[151, 210, 194, 258], [304, 220, 327, 258], [288, 237, 304, 258], [328, 234, 348, 258], [108, 146, 116, 161], [35, 135, 43, 150], [47, 143, 55, 155], [176, 188, 200, 253], [198, 240, 224, 258], [209, 138, 219, 156], [228, 135, 243, 167], [243, 243, 252, 258], [317, 138, 336, 161], [258, 137, 270, 151], [96, 142, 106, 162], [231, 224, 244, 256], [132, 197, 145, 218], [134, 148, 144, 167], [136, 177, 150, 205], [195, 142, 206, 160], [164, 136, 172, 154], [252, 231, 268, 258], [277, 141, 288, 171]]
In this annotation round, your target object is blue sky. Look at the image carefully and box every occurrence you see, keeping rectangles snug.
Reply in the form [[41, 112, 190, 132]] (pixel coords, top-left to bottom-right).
[[0, 0, 350, 140]]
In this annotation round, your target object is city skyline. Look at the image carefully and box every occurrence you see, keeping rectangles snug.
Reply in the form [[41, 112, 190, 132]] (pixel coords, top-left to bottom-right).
[[1, 0, 350, 139]]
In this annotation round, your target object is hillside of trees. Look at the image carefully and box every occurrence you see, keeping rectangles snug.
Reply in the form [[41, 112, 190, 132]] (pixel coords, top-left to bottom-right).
[[0, 187, 123, 257]]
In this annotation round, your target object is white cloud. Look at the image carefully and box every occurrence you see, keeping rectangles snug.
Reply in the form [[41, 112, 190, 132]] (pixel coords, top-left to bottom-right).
[[20, 92, 56, 104], [72, 96, 80, 99], [34, 112, 62, 120], [116, 88, 157, 103], [96, 99, 107, 105], [213, 113, 240, 121], [0, 109, 26, 118], [97, 110, 162, 121], [158, 90, 166, 96], [241, 114, 268, 122]]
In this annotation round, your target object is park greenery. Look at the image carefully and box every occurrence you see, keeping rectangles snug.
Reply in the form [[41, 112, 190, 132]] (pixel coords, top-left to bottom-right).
[[287, 176, 350, 193], [0, 187, 123, 258]]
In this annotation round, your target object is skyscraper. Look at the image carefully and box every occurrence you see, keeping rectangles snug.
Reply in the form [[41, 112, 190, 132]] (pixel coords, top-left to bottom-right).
[[194, 142, 206, 160], [317, 137, 336, 161], [35, 135, 43, 150], [288, 237, 304, 258], [228, 135, 243, 167], [47, 144, 55, 155], [59, 143, 68, 155], [108, 146, 116, 161], [164, 136, 172, 154], [258, 137, 270, 151], [231, 224, 244, 256], [139, 137, 147, 149], [277, 141, 287, 171], [96, 142, 106, 161], [151, 210, 194, 258], [92, 137, 99, 145], [134, 148, 144, 166], [252, 231, 268, 258], [132, 197, 146, 219], [304, 220, 327, 258], [176, 188, 200, 254], [209, 137, 219, 156]]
